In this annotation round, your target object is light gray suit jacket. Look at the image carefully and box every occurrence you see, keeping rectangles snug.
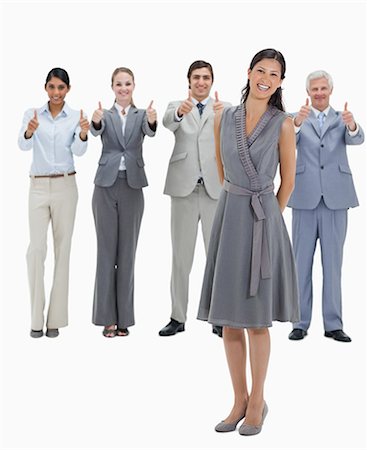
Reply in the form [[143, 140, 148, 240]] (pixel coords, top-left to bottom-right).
[[288, 107, 364, 210], [91, 105, 156, 188], [163, 98, 231, 199]]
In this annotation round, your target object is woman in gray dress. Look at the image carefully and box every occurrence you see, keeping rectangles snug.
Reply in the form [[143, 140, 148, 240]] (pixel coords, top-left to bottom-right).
[[197, 49, 299, 435]]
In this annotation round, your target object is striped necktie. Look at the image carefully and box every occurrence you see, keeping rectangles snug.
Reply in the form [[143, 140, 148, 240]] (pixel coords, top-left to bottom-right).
[[197, 102, 205, 116]]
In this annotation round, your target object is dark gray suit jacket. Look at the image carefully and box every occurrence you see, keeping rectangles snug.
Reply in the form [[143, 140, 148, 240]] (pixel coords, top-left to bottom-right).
[[91, 105, 156, 188]]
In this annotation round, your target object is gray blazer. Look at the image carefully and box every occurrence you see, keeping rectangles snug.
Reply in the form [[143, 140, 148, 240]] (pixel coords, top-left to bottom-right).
[[163, 97, 231, 199], [288, 107, 364, 210], [91, 105, 156, 188]]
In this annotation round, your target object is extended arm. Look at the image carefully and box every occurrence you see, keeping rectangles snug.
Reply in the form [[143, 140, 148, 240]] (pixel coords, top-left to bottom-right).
[[162, 102, 182, 132]]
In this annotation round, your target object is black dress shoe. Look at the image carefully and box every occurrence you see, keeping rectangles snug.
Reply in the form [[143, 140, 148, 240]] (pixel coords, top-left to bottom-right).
[[288, 328, 307, 340], [212, 325, 223, 338], [324, 329, 351, 342], [159, 318, 185, 336]]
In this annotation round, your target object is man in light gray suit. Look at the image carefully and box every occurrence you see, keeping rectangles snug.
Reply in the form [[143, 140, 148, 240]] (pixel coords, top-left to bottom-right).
[[288, 70, 364, 342], [159, 60, 230, 337]]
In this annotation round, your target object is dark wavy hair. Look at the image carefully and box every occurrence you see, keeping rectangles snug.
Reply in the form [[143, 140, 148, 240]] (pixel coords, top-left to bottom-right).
[[45, 68, 70, 87], [241, 49, 286, 111]]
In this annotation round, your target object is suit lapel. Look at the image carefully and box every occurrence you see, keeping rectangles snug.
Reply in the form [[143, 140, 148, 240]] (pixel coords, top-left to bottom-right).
[[320, 107, 338, 139], [199, 97, 213, 130], [124, 106, 138, 146], [190, 102, 201, 126], [109, 105, 126, 149], [309, 111, 321, 137]]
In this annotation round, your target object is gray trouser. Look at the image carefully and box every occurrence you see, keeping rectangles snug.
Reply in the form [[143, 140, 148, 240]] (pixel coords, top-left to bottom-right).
[[292, 198, 347, 332], [92, 171, 144, 329], [170, 184, 218, 323]]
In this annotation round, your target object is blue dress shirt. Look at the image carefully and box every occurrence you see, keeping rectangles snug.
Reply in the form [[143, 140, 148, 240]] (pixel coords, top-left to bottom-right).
[[18, 102, 88, 175]]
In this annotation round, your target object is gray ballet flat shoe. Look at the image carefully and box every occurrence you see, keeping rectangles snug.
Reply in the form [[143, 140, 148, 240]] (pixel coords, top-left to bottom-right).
[[215, 413, 246, 432], [30, 330, 43, 338], [239, 402, 268, 436], [46, 328, 59, 338]]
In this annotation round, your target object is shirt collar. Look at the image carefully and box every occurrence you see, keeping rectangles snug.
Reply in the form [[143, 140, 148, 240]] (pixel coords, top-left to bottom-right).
[[192, 96, 210, 106], [311, 105, 331, 117], [40, 102, 69, 117], [114, 102, 131, 115]]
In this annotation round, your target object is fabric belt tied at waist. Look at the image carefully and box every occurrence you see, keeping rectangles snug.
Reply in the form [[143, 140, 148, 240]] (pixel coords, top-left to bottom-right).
[[223, 180, 274, 297]]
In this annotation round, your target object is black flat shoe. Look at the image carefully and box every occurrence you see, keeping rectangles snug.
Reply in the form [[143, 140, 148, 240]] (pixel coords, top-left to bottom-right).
[[288, 328, 307, 340], [46, 328, 59, 338], [324, 329, 351, 342], [159, 318, 185, 336], [212, 325, 223, 338], [30, 330, 43, 338]]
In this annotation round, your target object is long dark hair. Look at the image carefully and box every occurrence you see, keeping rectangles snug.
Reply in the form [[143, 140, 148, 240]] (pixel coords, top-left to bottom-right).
[[45, 68, 70, 87], [241, 49, 286, 112]]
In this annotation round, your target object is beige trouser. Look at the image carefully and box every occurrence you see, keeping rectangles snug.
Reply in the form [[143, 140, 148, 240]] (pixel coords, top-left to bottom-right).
[[27, 174, 78, 330], [170, 184, 218, 323]]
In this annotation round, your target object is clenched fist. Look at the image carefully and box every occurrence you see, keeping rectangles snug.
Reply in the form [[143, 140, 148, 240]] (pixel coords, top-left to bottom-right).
[[178, 90, 194, 117], [294, 98, 311, 127], [146, 100, 157, 124], [25, 110, 39, 139]]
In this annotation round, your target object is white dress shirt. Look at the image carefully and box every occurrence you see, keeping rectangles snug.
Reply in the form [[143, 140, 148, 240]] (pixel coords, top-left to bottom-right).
[[114, 103, 131, 171], [18, 102, 87, 175], [294, 105, 359, 136]]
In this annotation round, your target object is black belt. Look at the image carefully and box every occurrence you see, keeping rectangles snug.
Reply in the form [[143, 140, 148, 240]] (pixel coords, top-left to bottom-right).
[[197, 177, 204, 185], [31, 171, 76, 179]]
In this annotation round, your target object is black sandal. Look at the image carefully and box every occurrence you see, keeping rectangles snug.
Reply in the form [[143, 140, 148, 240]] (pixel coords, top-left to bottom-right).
[[116, 328, 129, 337], [102, 327, 117, 338]]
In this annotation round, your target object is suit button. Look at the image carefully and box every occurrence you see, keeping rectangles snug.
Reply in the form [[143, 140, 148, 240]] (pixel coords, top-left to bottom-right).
[[321, 144, 324, 148], [320, 165, 324, 169]]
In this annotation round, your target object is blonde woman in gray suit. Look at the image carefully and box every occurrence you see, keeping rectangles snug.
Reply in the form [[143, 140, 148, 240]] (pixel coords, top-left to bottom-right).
[[90, 67, 157, 338]]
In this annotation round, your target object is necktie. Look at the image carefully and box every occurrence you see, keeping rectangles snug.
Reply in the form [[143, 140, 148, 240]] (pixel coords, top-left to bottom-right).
[[197, 102, 204, 116], [317, 111, 325, 130]]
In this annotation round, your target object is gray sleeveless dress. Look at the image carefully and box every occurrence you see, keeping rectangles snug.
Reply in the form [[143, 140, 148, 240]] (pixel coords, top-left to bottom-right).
[[197, 105, 299, 328]]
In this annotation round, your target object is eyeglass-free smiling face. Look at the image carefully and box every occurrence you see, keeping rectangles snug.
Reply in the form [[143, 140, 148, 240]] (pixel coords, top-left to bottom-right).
[[112, 72, 135, 106], [247, 58, 283, 100], [189, 68, 213, 102], [307, 77, 332, 111], [45, 77, 70, 107]]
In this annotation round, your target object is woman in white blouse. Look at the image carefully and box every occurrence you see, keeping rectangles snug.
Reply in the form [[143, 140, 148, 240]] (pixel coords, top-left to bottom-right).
[[18, 67, 89, 338]]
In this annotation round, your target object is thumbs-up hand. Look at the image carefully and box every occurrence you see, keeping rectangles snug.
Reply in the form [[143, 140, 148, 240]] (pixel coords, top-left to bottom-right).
[[92, 101, 104, 125], [146, 100, 157, 124], [79, 110, 90, 141], [342, 102, 357, 131], [25, 109, 39, 138], [213, 90, 224, 114], [294, 98, 311, 127], [178, 90, 194, 117]]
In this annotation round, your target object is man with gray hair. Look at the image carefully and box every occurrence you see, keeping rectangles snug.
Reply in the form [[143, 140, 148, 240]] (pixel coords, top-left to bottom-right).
[[288, 70, 364, 342]]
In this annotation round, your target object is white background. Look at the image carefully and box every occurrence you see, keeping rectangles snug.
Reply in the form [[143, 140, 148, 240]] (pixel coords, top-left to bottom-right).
[[1, 1, 366, 449]]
